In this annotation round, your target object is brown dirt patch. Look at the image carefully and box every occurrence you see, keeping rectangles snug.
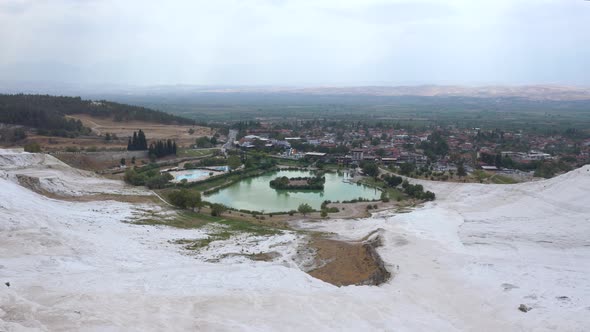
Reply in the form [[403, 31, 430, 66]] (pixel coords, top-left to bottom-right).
[[308, 236, 390, 286]]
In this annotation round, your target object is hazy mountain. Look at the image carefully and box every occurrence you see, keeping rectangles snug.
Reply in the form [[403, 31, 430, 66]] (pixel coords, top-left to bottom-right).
[[2, 82, 589, 101]]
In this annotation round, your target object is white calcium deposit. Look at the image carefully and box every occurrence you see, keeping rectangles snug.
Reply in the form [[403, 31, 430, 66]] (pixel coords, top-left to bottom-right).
[[1, 150, 589, 331]]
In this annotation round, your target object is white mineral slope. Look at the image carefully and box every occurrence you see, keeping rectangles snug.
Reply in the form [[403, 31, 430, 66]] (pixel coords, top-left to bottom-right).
[[299, 165, 590, 331], [0, 149, 148, 196], [1, 149, 589, 331]]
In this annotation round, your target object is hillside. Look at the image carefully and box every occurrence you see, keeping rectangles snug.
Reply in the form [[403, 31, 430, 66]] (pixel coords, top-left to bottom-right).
[[0, 94, 195, 137], [1, 148, 589, 331]]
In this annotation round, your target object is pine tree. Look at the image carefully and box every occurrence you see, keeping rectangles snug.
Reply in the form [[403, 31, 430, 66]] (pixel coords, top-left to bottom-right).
[[138, 130, 147, 150], [132, 131, 138, 150]]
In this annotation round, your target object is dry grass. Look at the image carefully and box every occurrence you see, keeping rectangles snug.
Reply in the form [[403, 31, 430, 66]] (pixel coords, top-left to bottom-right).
[[70, 114, 212, 147]]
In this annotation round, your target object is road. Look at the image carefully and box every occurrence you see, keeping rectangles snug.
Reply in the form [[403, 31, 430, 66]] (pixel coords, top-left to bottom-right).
[[222, 129, 238, 156]]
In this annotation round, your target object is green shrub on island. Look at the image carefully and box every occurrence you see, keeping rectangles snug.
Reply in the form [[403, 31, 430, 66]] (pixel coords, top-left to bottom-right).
[[269, 176, 326, 190]]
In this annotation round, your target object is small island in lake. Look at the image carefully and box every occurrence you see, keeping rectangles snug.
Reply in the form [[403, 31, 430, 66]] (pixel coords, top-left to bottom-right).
[[269, 175, 326, 190]]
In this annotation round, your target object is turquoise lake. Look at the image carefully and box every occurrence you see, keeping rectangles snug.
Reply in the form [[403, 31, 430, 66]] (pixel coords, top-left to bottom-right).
[[205, 170, 381, 212]]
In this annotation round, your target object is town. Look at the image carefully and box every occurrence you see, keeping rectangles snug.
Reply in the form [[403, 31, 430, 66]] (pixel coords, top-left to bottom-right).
[[230, 120, 590, 182]]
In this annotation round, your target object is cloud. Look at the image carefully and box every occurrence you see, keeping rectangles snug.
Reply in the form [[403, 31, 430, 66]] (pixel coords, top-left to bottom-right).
[[0, 0, 588, 86]]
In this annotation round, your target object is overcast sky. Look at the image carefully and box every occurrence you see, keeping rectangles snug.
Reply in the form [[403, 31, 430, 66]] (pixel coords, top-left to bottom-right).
[[0, 0, 589, 86]]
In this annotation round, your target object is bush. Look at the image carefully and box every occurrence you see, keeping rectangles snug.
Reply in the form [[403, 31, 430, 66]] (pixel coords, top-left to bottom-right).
[[23, 142, 41, 153], [297, 203, 313, 216], [168, 189, 202, 210], [380, 191, 390, 202], [320, 210, 328, 218], [124, 168, 173, 189], [210, 203, 228, 216]]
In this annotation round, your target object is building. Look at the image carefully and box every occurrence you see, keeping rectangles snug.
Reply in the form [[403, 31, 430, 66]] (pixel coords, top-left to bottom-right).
[[351, 149, 364, 162]]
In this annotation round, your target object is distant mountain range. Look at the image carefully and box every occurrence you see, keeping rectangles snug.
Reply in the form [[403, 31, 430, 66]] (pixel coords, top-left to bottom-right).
[[1, 82, 590, 101], [188, 85, 590, 101]]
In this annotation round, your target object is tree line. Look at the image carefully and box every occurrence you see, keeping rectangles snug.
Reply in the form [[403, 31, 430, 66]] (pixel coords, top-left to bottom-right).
[[149, 139, 177, 158], [0, 94, 194, 138]]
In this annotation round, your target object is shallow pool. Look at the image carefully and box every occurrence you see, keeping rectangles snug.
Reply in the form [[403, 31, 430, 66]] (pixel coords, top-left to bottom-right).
[[172, 169, 214, 182]]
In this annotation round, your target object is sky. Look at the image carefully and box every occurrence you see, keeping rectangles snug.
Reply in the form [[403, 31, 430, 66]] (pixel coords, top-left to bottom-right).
[[0, 0, 589, 87]]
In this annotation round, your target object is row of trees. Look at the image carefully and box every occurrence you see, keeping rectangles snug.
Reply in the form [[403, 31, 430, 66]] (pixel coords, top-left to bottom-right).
[[149, 139, 177, 158], [126, 129, 178, 159], [127, 130, 148, 150], [269, 176, 325, 190]]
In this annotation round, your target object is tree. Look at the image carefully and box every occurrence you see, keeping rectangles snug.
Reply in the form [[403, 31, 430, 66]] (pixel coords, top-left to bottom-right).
[[457, 163, 467, 177], [361, 162, 379, 178], [168, 189, 202, 210], [120, 158, 126, 166], [227, 155, 241, 171], [298, 203, 313, 216], [137, 130, 147, 150], [128, 130, 149, 151], [210, 203, 227, 216], [400, 162, 415, 176], [195, 136, 212, 148]]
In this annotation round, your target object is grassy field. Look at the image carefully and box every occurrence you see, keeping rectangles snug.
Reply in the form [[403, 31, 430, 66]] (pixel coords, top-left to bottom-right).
[[177, 148, 218, 158], [132, 209, 284, 250], [69, 114, 213, 147]]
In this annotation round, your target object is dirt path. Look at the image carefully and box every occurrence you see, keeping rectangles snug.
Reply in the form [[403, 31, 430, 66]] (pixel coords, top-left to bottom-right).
[[151, 190, 173, 207]]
